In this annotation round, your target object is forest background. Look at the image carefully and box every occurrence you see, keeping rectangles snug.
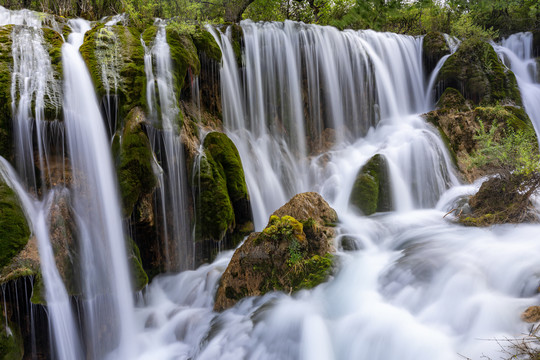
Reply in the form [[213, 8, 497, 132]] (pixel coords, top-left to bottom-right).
[[1, 0, 539, 41]]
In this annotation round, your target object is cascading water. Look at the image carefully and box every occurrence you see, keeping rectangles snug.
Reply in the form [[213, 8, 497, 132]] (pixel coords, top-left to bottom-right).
[[5, 7, 61, 193], [129, 23, 540, 360], [143, 21, 193, 271], [0, 158, 82, 360], [62, 18, 135, 359], [495, 33, 540, 132]]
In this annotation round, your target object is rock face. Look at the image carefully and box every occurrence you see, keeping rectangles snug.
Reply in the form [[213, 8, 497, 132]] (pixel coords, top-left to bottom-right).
[[522, 306, 540, 323], [422, 32, 450, 75], [0, 177, 31, 270], [214, 192, 337, 312], [437, 38, 521, 106], [349, 154, 392, 215], [193, 131, 253, 264]]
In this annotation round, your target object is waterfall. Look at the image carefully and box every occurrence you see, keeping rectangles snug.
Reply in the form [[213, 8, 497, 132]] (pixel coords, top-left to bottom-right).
[[210, 22, 457, 227], [5, 7, 61, 194], [62, 19, 135, 359], [495, 33, 540, 134], [143, 21, 193, 271], [0, 158, 82, 360]]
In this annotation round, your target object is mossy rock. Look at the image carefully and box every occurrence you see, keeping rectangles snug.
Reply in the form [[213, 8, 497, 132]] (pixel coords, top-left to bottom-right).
[[166, 26, 201, 93], [191, 27, 222, 63], [214, 193, 337, 311], [0, 310, 23, 360], [41, 28, 64, 121], [128, 237, 148, 291], [436, 87, 467, 111], [114, 107, 156, 218], [349, 154, 392, 215], [80, 23, 147, 120], [0, 26, 13, 161], [193, 149, 235, 242], [423, 32, 450, 75], [0, 179, 31, 270], [193, 132, 253, 264], [437, 38, 522, 106]]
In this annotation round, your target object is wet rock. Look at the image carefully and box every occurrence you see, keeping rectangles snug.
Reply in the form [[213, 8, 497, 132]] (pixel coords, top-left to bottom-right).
[[437, 38, 522, 106], [0, 26, 13, 161], [214, 192, 337, 312], [0, 177, 31, 271], [424, 105, 534, 182], [522, 306, 540, 323], [349, 154, 392, 215], [423, 32, 450, 76], [114, 107, 157, 218]]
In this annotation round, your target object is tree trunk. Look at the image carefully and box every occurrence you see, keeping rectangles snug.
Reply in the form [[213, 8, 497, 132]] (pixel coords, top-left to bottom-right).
[[224, 0, 255, 22]]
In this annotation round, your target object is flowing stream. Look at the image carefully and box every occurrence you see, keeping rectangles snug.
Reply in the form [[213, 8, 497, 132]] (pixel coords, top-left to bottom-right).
[[130, 23, 539, 360], [1, 8, 540, 359]]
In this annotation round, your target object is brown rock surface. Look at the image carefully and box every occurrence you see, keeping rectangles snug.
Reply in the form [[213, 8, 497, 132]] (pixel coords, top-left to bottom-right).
[[214, 192, 337, 312]]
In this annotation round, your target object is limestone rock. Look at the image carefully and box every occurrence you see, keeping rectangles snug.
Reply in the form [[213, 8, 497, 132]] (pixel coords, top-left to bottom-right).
[[522, 306, 540, 323], [214, 192, 337, 312], [349, 154, 392, 215]]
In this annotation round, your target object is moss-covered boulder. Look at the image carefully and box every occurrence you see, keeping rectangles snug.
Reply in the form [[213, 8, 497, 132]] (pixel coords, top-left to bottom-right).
[[349, 154, 392, 215], [0, 26, 13, 161], [214, 192, 337, 311], [436, 87, 468, 111], [114, 107, 156, 218], [128, 237, 148, 291], [166, 26, 201, 93], [423, 32, 450, 76], [193, 132, 253, 264], [437, 38, 522, 106], [0, 178, 31, 270], [424, 104, 534, 181], [80, 23, 147, 120], [191, 27, 222, 63]]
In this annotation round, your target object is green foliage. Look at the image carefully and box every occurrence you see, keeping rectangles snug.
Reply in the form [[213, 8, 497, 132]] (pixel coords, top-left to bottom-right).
[[450, 13, 498, 41], [469, 119, 540, 176], [0, 26, 13, 162], [0, 180, 30, 270]]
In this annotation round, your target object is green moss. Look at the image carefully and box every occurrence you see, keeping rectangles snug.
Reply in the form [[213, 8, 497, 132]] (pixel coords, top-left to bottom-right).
[[166, 26, 201, 94], [194, 153, 235, 241], [438, 38, 522, 106], [349, 154, 391, 215], [0, 26, 13, 161], [423, 32, 450, 74], [128, 237, 148, 291], [0, 310, 23, 360], [30, 273, 46, 305], [194, 132, 251, 243], [116, 108, 156, 218], [141, 25, 157, 46], [80, 24, 147, 120], [0, 180, 30, 270], [436, 87, 467, 111], [474, 105, 535, 134], [203, 132, 248, 203], [191, 28, 222, 63], [261, 215, 305, 244]]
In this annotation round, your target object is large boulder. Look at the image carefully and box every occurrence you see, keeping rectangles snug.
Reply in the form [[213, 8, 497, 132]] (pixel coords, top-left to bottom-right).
[[349, 154, 392, 215], [113, 107, 157, 218], [193, 132, 253, 264], [214, 192, 337, 311], [425, 102, 534, 182], [437, 38, 521, 106], [423, 32, 450, 76], [80, 23, 147, 121], [0, 177, 31, 271]]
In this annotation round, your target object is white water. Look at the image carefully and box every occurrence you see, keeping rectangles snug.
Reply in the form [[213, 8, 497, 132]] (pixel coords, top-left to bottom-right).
[[143, 21, 193, 271], [495, 33, 540, 133], [128, 24, 540, 360], [0, 158, 82, 360], [62, 19, 135, 359], [2, 6, 61, 193]]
